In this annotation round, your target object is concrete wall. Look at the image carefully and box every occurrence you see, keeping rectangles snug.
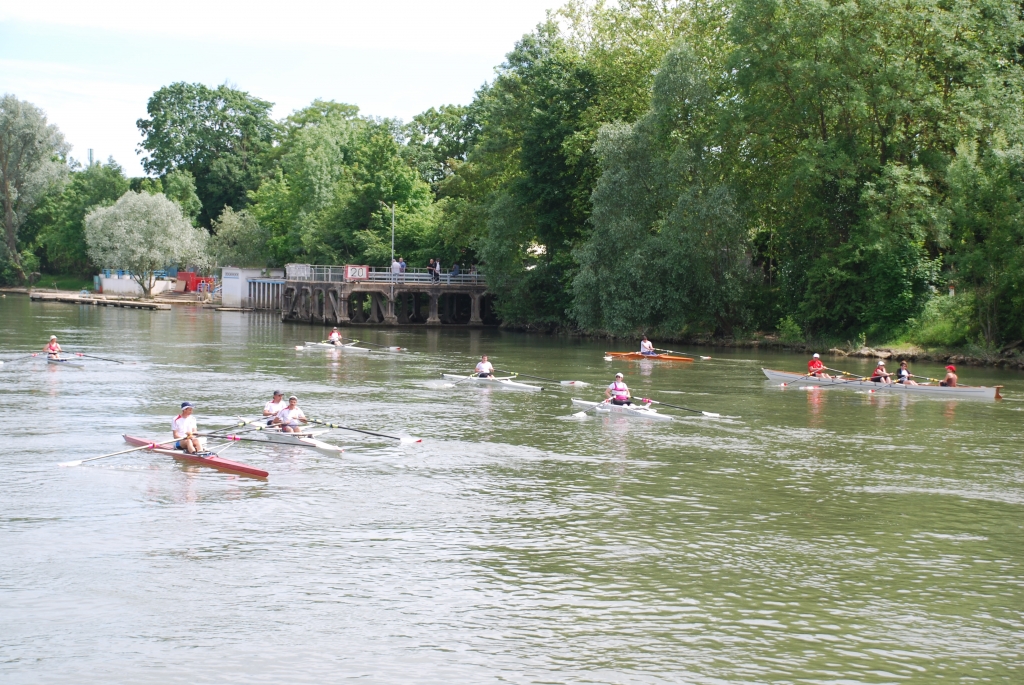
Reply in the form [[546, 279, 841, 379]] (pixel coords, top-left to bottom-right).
[[99, 275, 175, 297], [222, 268, 285, 308]]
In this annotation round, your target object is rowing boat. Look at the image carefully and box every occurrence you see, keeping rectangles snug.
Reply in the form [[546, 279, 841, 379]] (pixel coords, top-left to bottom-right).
[[304, 341, 371, 354], [605, 352, 694, 362], [762, 368, 1003, 400], [441, 373, 543, 392], [242, 422, 344, 455], [571, 398, 674, 421], [46, 357, 84, 368], [122, 434, 269, 478]]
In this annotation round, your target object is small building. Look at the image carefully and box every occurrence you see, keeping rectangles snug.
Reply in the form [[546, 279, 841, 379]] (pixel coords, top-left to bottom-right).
[[221, 268, 286, 309]]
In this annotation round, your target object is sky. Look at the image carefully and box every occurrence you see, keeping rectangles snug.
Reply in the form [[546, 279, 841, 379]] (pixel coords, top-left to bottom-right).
[[0, 0, 560, 175]]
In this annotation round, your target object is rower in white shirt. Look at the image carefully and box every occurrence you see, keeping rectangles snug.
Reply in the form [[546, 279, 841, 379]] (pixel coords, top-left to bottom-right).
[[327, 327, 342, 345], [273, 395, 308, 433], [172, 402, 202, 454], [639, 335, 655, 356], [262, 390, 288, 425], [475, 355, 495, 378], [605, 373, 633, 405]]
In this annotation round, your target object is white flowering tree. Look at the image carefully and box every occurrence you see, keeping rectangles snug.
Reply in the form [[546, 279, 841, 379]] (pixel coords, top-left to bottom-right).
[[85, 191, 208, 298]]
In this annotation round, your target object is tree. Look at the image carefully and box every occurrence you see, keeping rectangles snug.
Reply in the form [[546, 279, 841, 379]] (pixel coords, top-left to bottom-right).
[[24, 158, 129, 276], [0, 94, 69, 281], [137, 83, 276, 227], [209, 206, 272, 267], [84, 191, 207, 297]]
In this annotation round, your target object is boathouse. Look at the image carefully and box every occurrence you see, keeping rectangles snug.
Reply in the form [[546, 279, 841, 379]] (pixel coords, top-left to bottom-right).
[[280, 264, 493, 326]]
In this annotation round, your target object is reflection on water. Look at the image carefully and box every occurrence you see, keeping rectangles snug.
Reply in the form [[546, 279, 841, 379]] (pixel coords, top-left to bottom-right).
[[1, 297, 1022, 683]]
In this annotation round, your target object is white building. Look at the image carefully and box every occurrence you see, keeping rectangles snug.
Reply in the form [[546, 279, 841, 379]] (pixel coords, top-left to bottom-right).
[[221, 268, 286, 309]]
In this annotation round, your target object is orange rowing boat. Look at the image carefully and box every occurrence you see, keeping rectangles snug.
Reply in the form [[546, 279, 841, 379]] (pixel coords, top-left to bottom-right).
[[605, 352, 693, 362]]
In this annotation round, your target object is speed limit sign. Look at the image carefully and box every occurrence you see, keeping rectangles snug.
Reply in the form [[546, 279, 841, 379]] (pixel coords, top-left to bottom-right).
[[345, 265, 370, 280]]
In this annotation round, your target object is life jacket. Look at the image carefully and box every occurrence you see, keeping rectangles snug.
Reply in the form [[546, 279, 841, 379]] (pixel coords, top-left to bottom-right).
[[611, 381, 629, 400]]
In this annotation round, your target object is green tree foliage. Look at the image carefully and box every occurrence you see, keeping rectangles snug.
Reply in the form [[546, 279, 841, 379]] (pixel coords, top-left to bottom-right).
[[137, 83, 276, 227], [209, 206, 272, 267], [24, 159, 129, 276], [404, 104, 480, 189], [247, 104, 441, 267], [0, 94, 69, 282]]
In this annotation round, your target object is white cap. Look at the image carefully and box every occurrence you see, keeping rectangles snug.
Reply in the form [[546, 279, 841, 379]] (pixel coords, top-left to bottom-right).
[[813, 353, 820, 358], [877, 361, 885, 366], [615, 372, 624, 378], [50, 335, 57, 340]]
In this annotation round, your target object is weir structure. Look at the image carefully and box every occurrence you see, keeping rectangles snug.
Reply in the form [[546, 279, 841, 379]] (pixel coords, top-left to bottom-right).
[[280, 264, 493, 327]]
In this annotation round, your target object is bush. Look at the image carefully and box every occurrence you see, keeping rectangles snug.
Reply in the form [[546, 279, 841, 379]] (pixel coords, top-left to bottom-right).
[[902, 293, 976, 348], [777, 315, 804, 342]]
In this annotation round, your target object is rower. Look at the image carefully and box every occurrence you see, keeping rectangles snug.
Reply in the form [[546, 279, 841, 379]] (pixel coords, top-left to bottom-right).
[[327, 327, 342, 345], [274, 395, 308, 433], [870, 361, 891, 384], [44, 335, 62, 359], [896, 361, 917, 385], [605, 372, 633, 406], [262, 390, 288, 425], [940, 364, 958, 387], [807, 353, 831, 379], [172, 402, 203, 454], [639, 335, 655, 356], [475, 355, 495, 378]]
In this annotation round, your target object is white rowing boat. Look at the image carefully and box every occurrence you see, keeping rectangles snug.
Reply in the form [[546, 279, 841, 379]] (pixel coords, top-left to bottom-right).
[[46, 357, 84, 368], [762, 368, 1003, 399], [441, 373, 543, 392], [303, 341, 371, 354], [242, 421, 344, 455], [571, 398, 674, 421]]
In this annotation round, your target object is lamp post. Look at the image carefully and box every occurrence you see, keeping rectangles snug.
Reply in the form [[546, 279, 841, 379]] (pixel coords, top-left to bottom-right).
[[381, 201, 395, 264]]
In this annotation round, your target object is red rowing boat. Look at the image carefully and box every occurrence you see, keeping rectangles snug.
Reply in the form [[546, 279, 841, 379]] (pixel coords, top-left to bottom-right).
[[122, 435, 269, 478], [605, 352, 694, 362]]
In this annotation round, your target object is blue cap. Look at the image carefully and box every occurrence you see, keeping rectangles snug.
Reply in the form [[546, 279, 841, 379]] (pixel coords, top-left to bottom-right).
[[181, 401, 194, 409]]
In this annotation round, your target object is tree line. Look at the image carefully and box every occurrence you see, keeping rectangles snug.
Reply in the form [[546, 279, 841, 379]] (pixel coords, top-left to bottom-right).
[[2, 0, 1023, 347]]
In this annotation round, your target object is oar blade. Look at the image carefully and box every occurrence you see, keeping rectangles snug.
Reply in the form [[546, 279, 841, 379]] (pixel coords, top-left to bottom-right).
[[561, 380, 590, 387], [58, 459, 83, 467], [400, 436, 422, 444], [701, 411, 721, 418]]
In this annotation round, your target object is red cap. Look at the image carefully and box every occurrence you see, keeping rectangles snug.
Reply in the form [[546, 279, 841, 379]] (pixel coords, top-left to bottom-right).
[[946, 365, 956, 371]]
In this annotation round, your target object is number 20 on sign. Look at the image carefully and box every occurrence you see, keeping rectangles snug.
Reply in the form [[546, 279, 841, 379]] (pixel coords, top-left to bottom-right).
[[345, 265, 370, 280]]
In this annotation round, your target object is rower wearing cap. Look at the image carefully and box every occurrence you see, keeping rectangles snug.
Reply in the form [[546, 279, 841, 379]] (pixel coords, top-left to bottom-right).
[[262, 390, 287, 425], [172, 402, 202, 454], [605, 372, 633, 405], [870, 361, 891, 384], [639, 335, 655, 356], [475, 355, 495, 378], [807, 353, 830, 379], [274, 395, 308, 433], [44, 335, 62, 359], [328, 327, 342, 345], [940, 364, 958, 387]]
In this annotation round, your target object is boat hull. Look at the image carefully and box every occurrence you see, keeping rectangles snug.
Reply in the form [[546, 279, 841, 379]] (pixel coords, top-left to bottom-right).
[[47, 357, 84, 368], [761, 368, 1002, 399], [441, 373, 542, 392], [243, 423, 344, 454], [122, 434, 269, 478], [605, 352, 693, 362], [304, 342, 371, 353], [571, 398, 674, 421]]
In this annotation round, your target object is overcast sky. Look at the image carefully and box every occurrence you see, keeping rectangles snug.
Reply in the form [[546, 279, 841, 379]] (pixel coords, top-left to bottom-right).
[[0, 0, 559, 175]]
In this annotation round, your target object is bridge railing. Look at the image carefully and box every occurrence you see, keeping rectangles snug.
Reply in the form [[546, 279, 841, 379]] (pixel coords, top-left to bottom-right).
[[285, 264, 485, 285]]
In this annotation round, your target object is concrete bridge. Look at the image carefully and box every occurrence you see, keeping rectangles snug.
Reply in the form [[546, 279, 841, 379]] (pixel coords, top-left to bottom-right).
[[280, 264, 493, 326]]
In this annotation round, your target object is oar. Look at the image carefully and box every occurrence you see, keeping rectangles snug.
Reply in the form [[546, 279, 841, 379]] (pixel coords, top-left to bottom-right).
[[72, 352, 135, 364], [342, 337, 407, 352], [0, 353, 39, 366], [307, 418, 422, 443], [59, 439, 178, 467], [442, 372, 479, 387], [494, 369, 589, 386], [908, 372, 943, 383], [637, 397, 721, 418], [572, 399, 610, 417], [776, 371, 817, 387], [654, 347, 712, 360]]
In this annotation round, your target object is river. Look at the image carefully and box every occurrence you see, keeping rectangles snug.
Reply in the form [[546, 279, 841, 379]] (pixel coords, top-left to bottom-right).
[[1, 295, 1022, 683]]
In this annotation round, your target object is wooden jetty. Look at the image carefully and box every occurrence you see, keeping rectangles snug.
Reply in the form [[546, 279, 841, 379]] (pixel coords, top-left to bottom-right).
[[30, 291, 171, 310]]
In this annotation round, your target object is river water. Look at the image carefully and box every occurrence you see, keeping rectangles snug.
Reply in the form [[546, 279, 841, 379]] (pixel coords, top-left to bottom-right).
[[1, 295, 1022, 683]]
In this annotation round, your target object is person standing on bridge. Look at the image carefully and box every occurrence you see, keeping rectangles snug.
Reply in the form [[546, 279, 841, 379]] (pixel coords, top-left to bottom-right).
[[449, 262, 459, 284], [391, 258, 401, 282], [428, 259, 437, 283], [399, 257, 406, 281]]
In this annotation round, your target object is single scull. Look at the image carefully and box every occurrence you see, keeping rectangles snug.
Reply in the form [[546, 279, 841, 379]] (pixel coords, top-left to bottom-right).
[[571, 398, 674, 421], [46, 357, 85, 368], [762, 368, 1003, 399], [605, 352, 694, 362], [441, 373, 542, 392], [240, 422, 344, 455], [122, 434, 269, 478]]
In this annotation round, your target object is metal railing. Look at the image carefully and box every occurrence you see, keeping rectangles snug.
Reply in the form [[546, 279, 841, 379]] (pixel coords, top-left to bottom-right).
[[285, 264, 485, 285]]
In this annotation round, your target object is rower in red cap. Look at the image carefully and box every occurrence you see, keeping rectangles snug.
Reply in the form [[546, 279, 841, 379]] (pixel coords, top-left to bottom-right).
[[939, 365, 958, 387]]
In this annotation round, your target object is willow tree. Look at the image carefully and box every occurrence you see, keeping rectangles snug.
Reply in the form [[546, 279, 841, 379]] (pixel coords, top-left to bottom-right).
[[0, 95, 69, 282], [84, 191, 208, 297]]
